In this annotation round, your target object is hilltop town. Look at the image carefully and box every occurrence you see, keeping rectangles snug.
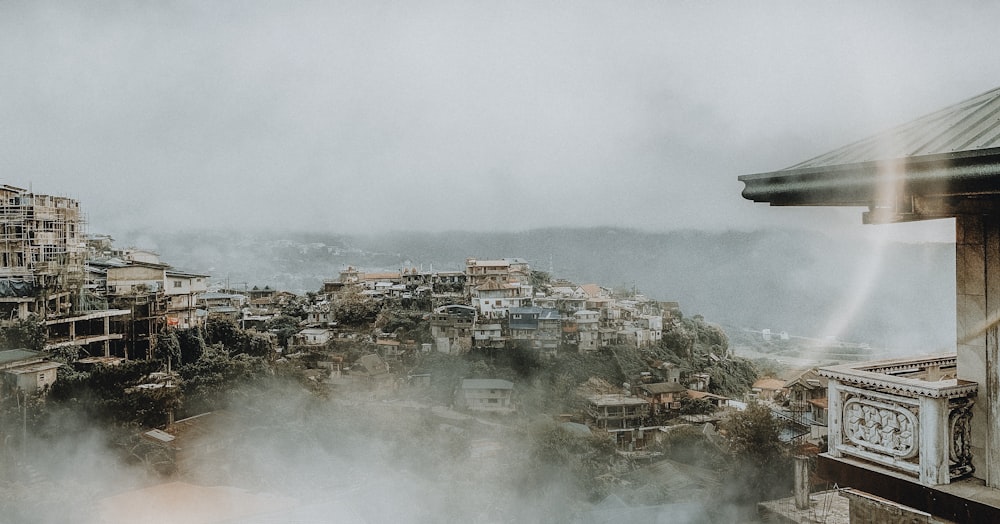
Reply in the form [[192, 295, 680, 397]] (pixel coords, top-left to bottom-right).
[[0, 185, 825, 522]]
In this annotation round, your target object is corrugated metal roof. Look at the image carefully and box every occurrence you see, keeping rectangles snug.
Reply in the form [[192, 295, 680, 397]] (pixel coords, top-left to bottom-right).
[[739, 85, 1000, 209], [787, 86, 1000, 171]]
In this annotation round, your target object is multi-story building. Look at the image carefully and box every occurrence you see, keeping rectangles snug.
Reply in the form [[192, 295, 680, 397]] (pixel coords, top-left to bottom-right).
[[105, 255, 209, 331], [0, 186, 134, 357], [464, 257, 530, 297], [455, 379, 515, 414], [472, 279, 531, 319], [429, 304, 476, 354], [0, 185, 86, 320]]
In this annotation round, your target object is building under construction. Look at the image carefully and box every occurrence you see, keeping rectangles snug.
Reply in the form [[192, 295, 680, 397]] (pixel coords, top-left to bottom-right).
[[0, 185, 130, 357], [0, 184, 87, 319]]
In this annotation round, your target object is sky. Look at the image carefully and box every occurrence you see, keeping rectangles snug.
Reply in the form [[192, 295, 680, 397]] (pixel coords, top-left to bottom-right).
[[2, 1, 997, 241]]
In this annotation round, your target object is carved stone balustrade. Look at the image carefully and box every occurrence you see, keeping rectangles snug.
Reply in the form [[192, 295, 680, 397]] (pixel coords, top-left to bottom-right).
[[819, 354, 977, 486]]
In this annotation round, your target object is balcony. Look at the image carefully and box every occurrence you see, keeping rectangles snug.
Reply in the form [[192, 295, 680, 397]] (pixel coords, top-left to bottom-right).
[[819, 353, 977, 486]]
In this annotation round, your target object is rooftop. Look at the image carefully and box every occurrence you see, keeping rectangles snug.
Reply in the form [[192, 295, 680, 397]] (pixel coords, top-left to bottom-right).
[[461, 378, 513, 390], [588, 394, 648, 407], [0, 349, 42, 367], [739, 85, 1000, 221], [638, 382, 687, 395]]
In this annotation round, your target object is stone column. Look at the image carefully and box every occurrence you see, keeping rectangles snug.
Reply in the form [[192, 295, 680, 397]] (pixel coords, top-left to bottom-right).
[[827, 379, 843, 458], [955, 215, 1000, 487], [918, 396, 949, 485]]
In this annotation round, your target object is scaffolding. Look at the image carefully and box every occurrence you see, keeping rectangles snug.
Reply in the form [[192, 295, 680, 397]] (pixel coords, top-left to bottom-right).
[[0, 185, 86, 288], [0, 185, 87, 321]]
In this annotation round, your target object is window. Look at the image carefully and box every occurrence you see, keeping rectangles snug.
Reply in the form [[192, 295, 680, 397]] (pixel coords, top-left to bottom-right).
[[488, 398, 498, 404], [173, 280, 182, 288]]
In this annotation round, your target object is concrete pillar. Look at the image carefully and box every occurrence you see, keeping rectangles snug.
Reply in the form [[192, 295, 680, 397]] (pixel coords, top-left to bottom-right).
[[955, 215, 1000, 487], [918, 396, 949, 485], [827, 379, 843, 458], [794, 455, 811, 510]]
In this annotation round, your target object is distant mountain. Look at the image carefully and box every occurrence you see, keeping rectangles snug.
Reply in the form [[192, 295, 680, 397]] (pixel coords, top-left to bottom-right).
[[113, 227, 955, 352]]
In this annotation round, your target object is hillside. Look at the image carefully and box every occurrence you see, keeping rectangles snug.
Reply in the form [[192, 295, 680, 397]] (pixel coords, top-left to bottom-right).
[[111, 227, 955, 352]]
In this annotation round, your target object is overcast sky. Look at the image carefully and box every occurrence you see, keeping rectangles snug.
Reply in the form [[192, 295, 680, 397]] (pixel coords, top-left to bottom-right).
[[2, 1, 995, 240]]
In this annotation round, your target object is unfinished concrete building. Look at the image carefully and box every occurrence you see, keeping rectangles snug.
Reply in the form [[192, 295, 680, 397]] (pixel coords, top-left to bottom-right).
[[0, 185, 131, 357], [0, 185, 87, 320]]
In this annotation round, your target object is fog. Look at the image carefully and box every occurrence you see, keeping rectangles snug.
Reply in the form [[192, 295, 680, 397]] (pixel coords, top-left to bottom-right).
[[0, 1, 994, 240], [3, 374, 722, 523], [2, 2, 994, 522]]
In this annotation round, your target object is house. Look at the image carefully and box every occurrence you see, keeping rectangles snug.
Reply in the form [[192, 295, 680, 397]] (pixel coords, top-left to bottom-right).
[[464, 258, 531, 298], [455, 378, 514, 414], [472, 321, 504, 349], [0, 349, 60, 397], [687, 372, 711, 392], [685, 390, 729, 410], [105, 260, 209, 330], [472, 279, 531, 319], [750, 377, 786, 402], [586, 393, 652, 451], [635, 382, 687, 415], [574, 310, 600, 352], [295, 328, 332, 346], [429, 304, 476, 354], [783, 368, 828, 414], [305, 306, 335, 327], [586, 394, 649, 430], [375, 338, 403, 360], [509, 306, 561, 353], [199, 292, 246, 321]]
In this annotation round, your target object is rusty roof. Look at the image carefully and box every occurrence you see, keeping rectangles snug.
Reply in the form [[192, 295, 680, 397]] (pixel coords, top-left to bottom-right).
[[740, 85, 1000, 215]]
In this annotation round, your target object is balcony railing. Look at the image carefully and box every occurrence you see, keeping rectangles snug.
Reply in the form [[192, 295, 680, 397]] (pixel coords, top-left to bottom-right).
[[819, 353, 977, 486]]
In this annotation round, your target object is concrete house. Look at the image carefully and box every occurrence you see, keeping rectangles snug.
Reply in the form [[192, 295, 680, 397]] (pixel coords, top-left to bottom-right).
[[429, 304, 476, 354], [574, 310, 600, 352], [0, 349, 60, 397], [295, 328, 332, 346], [509, 306, 561, 353], [456, 378, 514, 414]]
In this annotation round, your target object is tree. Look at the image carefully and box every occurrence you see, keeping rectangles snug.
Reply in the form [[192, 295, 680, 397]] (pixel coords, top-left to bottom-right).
[[721, 401, 791, 503], [2, 314, 46, 351], [265, 315, 300, 349], [175, 327, 206, 365], [204, 317, 247, 350], [332, 291, 381, 327], [154, 330, 181, 372], [679, 396, 717, 416], [724, 401, 782, 464], [178, 344, 268, 415], [523, 420, 616, 500], [47, 344, 82, 365]]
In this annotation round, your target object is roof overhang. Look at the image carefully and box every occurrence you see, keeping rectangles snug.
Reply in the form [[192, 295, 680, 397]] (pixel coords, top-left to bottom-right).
[[740, 147, 1000, 223]]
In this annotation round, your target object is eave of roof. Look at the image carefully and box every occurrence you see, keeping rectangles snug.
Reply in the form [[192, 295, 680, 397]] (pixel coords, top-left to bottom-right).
[[739, 85, 1000, 213], [740, 146, 1000, 207]]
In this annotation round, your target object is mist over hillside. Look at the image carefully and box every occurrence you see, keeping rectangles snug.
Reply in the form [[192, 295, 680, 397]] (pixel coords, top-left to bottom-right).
[[114, 227, 955, 352]]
